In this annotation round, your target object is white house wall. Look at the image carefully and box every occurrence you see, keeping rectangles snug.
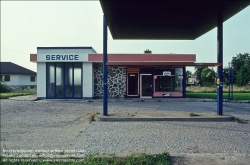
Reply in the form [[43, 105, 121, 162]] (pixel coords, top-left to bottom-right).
[[37, 62, 46, 99], [4, 75, 19, 86], [18, 75, 36, 86]]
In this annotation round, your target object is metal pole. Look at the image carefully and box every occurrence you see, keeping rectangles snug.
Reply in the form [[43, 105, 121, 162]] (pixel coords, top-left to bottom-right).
[[183, 67, 186, 98], [228, 65, 230, 100], [217, 12, 223, 115], [231, 64, 233, 100], [103, 15, 108, 116]]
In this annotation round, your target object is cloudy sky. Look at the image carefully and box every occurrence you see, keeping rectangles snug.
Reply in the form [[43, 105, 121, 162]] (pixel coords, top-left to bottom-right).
[[1, 1, 250, 72]]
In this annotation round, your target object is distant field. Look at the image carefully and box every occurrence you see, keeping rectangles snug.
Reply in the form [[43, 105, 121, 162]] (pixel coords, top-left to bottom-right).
[[186, 92, 250, 100], [186, 85, 250, 93]]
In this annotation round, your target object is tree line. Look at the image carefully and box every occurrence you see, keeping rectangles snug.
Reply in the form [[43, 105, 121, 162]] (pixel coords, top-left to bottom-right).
[[186, 53, 250, 86]]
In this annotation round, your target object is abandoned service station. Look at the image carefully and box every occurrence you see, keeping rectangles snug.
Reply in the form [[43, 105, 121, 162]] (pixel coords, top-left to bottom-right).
[[30, 1, 250, 116]]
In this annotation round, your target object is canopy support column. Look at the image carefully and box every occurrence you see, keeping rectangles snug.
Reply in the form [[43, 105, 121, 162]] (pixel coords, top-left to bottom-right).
[[103, 15, 108, 116], [217, 12, 223, 115]]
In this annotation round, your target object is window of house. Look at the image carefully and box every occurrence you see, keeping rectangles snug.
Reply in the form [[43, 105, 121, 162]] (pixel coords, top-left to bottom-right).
[[0, 75, 3, 81], [30, 76, 35, 82], [4, 75, 10, 81]]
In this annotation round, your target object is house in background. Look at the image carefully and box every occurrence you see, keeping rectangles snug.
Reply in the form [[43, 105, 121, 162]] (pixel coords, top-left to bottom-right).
[[0, 62, 36, 91], [191, 72, 199, 85]]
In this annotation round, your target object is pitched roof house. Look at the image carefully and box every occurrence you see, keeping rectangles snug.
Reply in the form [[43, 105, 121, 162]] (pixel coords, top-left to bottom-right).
[[0, 62, 37, 91]]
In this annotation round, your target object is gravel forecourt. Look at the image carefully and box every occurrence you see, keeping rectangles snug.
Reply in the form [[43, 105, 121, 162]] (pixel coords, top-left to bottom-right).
[[1, 99, 250, 164]]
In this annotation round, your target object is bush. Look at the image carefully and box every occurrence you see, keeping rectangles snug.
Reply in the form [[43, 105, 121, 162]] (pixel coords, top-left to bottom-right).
[[0, 81, 12, 93]]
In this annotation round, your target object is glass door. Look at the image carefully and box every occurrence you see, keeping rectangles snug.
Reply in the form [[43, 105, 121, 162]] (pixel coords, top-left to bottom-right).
[[127, 72, 139, 96], [55, 63, 64, 98], [140, 74, 152, 98], [46, 62, 82, 99], [47, 63, 55, 98]]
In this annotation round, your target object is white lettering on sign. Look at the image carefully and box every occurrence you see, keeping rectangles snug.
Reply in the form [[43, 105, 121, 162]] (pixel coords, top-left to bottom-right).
[[46, 55, 79, 61], [163, 71, 171, 76]]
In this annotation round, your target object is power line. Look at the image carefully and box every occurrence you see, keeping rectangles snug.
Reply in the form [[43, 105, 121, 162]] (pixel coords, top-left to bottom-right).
[[1, 47, 29, 54]]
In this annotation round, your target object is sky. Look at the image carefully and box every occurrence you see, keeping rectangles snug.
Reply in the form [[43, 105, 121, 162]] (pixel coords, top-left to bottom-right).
[[1, 1, 250, 73]]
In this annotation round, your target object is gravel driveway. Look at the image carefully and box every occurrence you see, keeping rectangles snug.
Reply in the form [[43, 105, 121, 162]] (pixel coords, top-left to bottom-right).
[[1, 99, 250, 163]]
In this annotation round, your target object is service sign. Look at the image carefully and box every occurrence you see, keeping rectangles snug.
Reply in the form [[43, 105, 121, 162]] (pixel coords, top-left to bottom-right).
[[37, 48, 90, 62], [46, 54, 79, 61]]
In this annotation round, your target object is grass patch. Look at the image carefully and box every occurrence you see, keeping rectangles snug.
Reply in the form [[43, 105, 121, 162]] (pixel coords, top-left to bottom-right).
[[189, 113, 200, 117], [0, 152, 170, 165], [0, 89, 37, 99], [233, 117, 247, 124], [186, 92, 250, 100], [186, 85, 250, 93]]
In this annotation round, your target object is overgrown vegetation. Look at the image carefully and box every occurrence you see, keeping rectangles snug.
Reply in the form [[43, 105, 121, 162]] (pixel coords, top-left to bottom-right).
[[231, 53, 250, 86], [188, 52, 250, 87], [0, 152, 170, 165], [0, 80, 12, 93]]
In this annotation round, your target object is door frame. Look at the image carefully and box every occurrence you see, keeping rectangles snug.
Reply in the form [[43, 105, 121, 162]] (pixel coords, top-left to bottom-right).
[[140, 74, 152, 98]]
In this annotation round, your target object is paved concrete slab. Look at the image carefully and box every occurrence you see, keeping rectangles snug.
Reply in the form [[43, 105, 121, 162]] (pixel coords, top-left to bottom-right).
[[1, 98, 250, 165]]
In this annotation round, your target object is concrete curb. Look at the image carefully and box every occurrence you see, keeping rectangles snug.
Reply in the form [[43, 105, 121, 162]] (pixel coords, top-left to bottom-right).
[[96, 113, 234, 122], [7, 95, 250, 103]]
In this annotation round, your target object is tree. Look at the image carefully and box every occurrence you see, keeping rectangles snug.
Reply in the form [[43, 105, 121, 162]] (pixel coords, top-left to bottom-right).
[[194, 66, 207, 86], [186, 70, 192, 83], [201, 68, 216, 86], [231, 53, 250, 86]]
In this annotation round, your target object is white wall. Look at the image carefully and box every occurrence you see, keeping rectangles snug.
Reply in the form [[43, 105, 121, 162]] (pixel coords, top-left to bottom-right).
[[4, 75, 19, 86], [37, 62, 46, 98], [83, 62, 93, 98], [4, 74, 36, 86], [18, 75, 36, 86]]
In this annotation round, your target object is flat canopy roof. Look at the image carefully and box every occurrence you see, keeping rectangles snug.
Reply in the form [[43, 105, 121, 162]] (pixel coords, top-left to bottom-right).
[[100, 1, 250, 40], [88, 54, 221, 66]]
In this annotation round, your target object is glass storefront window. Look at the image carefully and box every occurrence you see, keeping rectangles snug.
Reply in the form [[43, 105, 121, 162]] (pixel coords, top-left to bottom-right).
[[65, 63, 73, 97], [46, 62, 82, 98], [153, 67, 183, 97], [175, 68, 183, 92]]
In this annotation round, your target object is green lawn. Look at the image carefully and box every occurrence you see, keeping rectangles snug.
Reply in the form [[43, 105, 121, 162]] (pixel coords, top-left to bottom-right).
[[0, 89, 36, 99], [186, 92, 250, 100]]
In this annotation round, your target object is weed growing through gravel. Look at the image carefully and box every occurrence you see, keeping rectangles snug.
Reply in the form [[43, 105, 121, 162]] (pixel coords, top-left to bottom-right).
[[189, 113, 200, 117], [126, 112, 136, 117], [88, 113, 95, 122], [233, 117, 247, 124], [187, 146, 200, 153]]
